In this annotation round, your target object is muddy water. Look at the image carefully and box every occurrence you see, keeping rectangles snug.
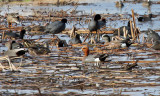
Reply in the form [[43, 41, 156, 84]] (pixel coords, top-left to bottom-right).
[[0, 0, 160, 96]]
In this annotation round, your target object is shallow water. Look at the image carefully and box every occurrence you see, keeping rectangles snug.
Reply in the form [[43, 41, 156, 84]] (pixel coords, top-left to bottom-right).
[[0, 0, 160, 30]]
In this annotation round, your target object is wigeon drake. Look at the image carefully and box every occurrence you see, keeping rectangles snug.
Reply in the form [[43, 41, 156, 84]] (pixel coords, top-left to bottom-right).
[[81, 46, 108, 67]]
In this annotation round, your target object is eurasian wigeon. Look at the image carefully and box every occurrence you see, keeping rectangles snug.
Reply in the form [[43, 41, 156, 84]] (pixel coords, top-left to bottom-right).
[[82, 46, 108, 67]]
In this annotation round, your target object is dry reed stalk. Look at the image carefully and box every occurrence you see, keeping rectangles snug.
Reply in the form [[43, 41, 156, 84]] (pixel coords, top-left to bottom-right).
[[114, 76, 135, 79], [70, 25, 76, 38], [133, 83, 158, 86], [142, 34, 145, 43], [130, 20, 134, 39], [118, 28, 120, 37], [83, 32, 90, 43], [136, 28, 141, 43], [123, 26, 126, 38], [131, 9, 137, 40], [0, 27, 22, 31], [2, 31, 5, 41]]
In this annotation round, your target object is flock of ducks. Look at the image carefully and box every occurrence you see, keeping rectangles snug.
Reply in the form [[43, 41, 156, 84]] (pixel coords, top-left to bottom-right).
[[0, 0, 159, 72]]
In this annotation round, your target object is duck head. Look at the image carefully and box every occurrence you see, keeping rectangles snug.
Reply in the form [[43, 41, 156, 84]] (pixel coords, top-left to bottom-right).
[[94, 14, 101, 21], [102, 34, 111, 42], [16, 49, 26, 56], [82, 46, 89, 56]]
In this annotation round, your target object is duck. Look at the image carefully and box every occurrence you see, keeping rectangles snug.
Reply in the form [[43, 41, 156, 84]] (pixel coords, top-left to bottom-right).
[[150, 40, 160, 50], [142, 0, 151, 7], [46, 35, 68, 47], [82, 46, 108, 67], [115, 0, 124, 8], [5, 40, 24, 50], [25, 23, 49, 35], [137, 14, 152, 22], [4, 41, 26, 57], [113, 21, 131, 37], [44, 18, 67, 34], [102, 34, 111, 43], [23, 40, 51, 56], [4, 29, 26, 40], [104, 37, 132, 49], [145, 29, 160, 43], [69, 34, 82, 44], [7, 13, 20, 28], [0, 40, 26, 71], [57, 40, 68, 47]]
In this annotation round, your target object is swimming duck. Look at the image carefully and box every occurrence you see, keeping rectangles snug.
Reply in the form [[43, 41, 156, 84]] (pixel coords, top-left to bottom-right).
[[4, 29, 26, 40], [5, 40, 24, 50], [102, 34, 111, 43], [44, 18, 67, 34], [115, 0, 124, 8], [137, 14, 152, 22], [57, 40, 68, 47], [150, 40, 160, 50], [145, 29, 160, 43], [69, 34, 82, 44], [46, 35, 68, 47], [5, 41, 26, 57], [113, 21, 131, 37], [0, 40, 26, 71], [7, 13, 20, 28], [104, 37, 132, 49], [23, 40, 51, 56], [142, 0, 151, 7], [82, 46, 108, 67], [26, 23, 49, 35]]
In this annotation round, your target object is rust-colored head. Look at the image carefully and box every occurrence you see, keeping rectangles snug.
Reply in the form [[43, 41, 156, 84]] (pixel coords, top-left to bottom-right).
[[82, 46, 89, 56]]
